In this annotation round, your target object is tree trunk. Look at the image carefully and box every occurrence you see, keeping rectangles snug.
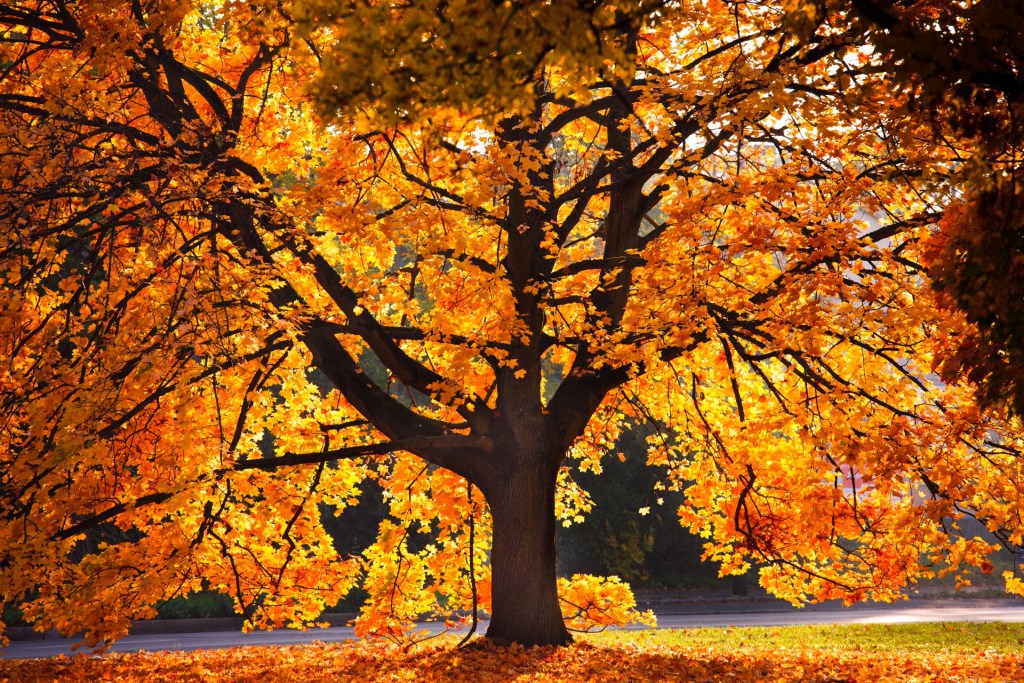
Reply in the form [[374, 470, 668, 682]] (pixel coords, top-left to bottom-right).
[[482, 463, 572, 646]]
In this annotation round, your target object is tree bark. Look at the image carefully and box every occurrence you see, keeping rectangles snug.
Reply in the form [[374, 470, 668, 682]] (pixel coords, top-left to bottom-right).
[[481, 462, 572, 647]]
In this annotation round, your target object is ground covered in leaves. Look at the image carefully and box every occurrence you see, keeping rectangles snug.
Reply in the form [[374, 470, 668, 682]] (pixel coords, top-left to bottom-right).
[[2, 624, 1023, 682]]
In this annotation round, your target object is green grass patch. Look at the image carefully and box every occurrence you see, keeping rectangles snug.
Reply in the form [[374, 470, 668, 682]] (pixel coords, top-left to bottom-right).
[[588, 621, 1024, 653]]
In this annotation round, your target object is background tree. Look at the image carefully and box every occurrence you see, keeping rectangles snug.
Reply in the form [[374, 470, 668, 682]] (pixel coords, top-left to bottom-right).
[[557, 425, 723, 590], [2, 0, 1023, 649]]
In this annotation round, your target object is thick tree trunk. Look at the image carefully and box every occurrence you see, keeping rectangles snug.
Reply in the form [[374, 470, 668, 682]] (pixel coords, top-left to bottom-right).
[[482, 464, 572, 646]]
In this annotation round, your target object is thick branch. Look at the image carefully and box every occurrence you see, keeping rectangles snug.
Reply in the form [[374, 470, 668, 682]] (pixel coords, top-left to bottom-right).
[[237, 435, 492, 479]]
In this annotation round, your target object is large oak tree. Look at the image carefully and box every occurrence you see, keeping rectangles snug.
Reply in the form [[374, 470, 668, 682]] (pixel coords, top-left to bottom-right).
[[1, 0, 1022, 648]]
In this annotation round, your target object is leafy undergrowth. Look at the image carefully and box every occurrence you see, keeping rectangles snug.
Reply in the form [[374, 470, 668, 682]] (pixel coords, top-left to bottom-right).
[[3, 625, 1024, 682]]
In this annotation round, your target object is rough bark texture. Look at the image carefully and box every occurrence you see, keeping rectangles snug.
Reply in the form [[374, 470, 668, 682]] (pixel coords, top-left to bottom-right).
[[482, 463, 572, 646]]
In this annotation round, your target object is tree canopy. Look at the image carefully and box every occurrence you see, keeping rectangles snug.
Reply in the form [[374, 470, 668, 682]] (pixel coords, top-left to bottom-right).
[[1, 0, 1022, 648]]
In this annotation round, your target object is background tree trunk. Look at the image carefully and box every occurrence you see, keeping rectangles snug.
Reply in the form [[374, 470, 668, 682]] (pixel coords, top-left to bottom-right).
[[482, 462, 571, 646]]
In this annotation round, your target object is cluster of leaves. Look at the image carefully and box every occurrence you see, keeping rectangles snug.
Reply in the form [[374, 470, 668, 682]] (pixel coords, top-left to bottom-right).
[[787, 0, 1024, 416], [788, 0, 1023, 119], [927, 181, 1024, 417], [557, 574, 654, 633], [294, 0, 669, 125], [2, 632, 1024, 682], [0, 0, 365, 646]]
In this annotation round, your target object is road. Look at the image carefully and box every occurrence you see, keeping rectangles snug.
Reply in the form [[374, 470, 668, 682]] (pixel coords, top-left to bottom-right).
[[2, 598, 1022, 660]]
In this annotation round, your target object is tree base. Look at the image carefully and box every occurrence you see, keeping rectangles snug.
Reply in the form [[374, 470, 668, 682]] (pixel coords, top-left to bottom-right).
[[459, 631, 575, 649]]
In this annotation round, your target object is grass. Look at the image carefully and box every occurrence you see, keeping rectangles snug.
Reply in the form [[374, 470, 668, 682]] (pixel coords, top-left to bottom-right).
[[591, 621, 1024, 653]]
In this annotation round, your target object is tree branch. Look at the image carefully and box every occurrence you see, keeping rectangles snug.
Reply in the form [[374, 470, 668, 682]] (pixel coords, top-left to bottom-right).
[[236, 435, 492, 475]]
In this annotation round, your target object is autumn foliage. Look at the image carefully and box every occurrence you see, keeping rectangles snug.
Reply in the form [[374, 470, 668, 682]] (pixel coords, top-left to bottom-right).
[[790, 0, 1024, 417], [2, 0, 1024, 649]]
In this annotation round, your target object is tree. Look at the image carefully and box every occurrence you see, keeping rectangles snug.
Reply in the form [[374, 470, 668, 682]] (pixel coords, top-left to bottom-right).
[[2, 0, 1023, 649]]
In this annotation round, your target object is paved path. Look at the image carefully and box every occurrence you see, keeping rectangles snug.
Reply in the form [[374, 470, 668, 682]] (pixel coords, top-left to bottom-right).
[[2, 598, 1022, 660]]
